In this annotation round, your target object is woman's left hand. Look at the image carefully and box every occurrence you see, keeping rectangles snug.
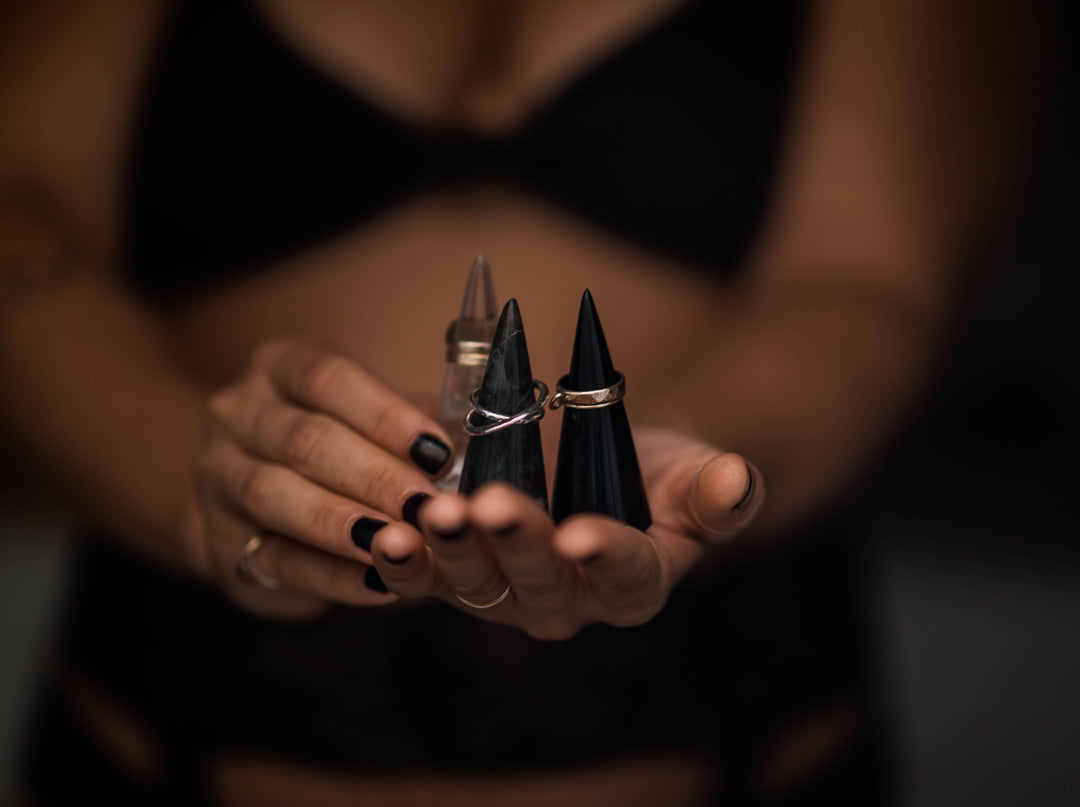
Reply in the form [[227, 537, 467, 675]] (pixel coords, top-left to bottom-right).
[[370, 428, 764, 639]]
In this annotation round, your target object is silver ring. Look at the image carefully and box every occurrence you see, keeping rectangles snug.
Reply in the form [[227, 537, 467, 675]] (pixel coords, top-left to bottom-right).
[[446, 339, 491, 366], [549, 373, 625, 410], [463, 380, 549, 436], [234, 535, 281, 590], [455, 584, 512, 609]]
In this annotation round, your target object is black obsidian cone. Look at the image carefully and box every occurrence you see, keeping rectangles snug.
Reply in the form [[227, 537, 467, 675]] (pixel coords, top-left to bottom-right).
[[551, 290, 651, 529], [458, 298, 549, 510]]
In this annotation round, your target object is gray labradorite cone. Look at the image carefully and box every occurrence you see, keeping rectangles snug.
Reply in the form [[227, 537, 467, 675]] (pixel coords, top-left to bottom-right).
[[551, 290, 651, 530], [458, 298, 549, 510]]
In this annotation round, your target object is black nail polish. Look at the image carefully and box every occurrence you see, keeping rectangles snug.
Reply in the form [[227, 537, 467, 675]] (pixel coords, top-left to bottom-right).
[[732, 462, 754, 513], [365, 565, 388, 593], [410, 434, 451, 475], [351, 517, 388, 552], [434, 526, 466, 542], [383, 550, 411, 565], [401, 492, 431, 528]]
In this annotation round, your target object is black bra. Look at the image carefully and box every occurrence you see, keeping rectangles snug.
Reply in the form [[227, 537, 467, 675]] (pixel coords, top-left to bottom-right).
[[127, 0, 802, 296]]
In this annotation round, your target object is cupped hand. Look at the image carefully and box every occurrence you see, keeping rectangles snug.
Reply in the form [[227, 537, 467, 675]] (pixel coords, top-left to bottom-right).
[[370, 428, 764, 639], [188, 337, 454, 617]]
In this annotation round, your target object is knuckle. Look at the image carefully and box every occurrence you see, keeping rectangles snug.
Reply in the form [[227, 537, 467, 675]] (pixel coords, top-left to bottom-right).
[[205, 390, 236, 426], [312, 502, 352, 547], [251, 337, 293, 370], [251, 402, 278, 442], [359, 461, 397, 509], [283, 414, 329, 470], [366, 397, 396, 438], [236, 464, 273, 512], [298, 352, 346, 401]]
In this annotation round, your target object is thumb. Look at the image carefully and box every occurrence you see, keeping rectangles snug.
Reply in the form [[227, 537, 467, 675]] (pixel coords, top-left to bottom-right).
[[683, 452, 764, 540]]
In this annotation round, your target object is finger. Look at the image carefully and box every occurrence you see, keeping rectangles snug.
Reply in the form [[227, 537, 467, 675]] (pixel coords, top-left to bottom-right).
[[369, 522, 442, 599], [220, 391, 437, 521], [259, 340, 454, 476], [682, 453, 764, 540], [213, 439, 395, 562], [553, 515, 664, 624], [254, 532, 398, 606], [419, 492, 511, 611], [468, 484, 577, 610]]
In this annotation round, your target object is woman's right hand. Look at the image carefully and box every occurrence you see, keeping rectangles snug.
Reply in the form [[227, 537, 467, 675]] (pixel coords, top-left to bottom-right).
[[188, 337, 454, 618]]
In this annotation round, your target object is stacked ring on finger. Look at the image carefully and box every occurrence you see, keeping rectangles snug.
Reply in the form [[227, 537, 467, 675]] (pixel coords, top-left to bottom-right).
[[454, 584, 512, 609], [235, 535, 282, 590]]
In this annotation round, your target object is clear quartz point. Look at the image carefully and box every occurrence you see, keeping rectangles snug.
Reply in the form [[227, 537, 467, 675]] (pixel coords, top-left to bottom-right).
[[435, 254, 497, 491]]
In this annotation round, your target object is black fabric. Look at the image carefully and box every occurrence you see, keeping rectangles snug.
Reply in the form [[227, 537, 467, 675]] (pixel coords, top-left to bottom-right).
[[59, 524, 872, 773], [127, 0, 800, 296], [22, 681, 210, 806], [43, 0, 884, 797]]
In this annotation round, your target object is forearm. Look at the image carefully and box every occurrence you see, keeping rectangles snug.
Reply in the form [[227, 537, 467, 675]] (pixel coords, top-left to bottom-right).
[[0, 222, 207, 575], [665, 0, 1053, 535]]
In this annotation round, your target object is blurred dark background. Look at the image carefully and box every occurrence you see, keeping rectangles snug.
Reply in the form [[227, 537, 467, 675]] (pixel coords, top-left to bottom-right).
[[2, 9, 1079, 807]]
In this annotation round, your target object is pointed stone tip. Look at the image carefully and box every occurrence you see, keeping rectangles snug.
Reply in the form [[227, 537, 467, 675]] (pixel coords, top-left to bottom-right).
[[497, 297, 522, 334], [460, 253, 497, 322], [479, 297, 534, 412], [568, 288, 618, 389], [578, 288, 597, 323]]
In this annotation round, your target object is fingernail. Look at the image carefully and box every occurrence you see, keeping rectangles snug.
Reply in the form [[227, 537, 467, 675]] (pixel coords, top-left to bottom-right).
[[351, 517, 388, 552], [433, 526, 465, 542], [410, 434, 451, 475], [365, 565, 388, 592], [382, 549, 411, 565], [401, 492, 431, 528], [732, 461, 754, 513]]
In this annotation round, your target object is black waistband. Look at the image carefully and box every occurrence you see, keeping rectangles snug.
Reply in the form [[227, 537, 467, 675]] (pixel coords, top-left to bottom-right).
[[58, 528, 867, 771]]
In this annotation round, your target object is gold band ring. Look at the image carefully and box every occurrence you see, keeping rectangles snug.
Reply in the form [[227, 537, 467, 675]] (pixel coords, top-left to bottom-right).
[[454, 584, 511, 610], [234, 535, 282, 590]]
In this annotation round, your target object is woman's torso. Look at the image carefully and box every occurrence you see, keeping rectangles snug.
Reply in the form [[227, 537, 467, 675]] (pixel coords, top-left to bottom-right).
[[35, 2, 878, 805]]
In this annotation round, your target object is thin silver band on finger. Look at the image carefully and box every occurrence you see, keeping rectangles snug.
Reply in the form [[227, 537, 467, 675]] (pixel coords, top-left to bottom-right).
[[235, 535, 282, 590], [454, 583, 511, 610]]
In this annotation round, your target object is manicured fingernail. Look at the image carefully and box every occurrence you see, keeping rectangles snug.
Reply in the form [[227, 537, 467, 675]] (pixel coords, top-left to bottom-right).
[[410, 434, 451, 475], [732, 462, 754, 513], [351, 517, 388, 552], [401, 492, 431, 528], [382, 550, 411, 565], [365, 565, 388, 592], [433, 526, 465, 542]]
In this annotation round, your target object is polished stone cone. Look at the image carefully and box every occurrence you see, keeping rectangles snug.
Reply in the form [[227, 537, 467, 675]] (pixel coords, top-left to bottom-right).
[[458, 298, 549, 510], [551, 289, 651, 529]]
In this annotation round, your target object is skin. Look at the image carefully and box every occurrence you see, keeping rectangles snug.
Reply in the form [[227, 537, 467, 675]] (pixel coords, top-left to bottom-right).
[[0, 0, 1052, 804]]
